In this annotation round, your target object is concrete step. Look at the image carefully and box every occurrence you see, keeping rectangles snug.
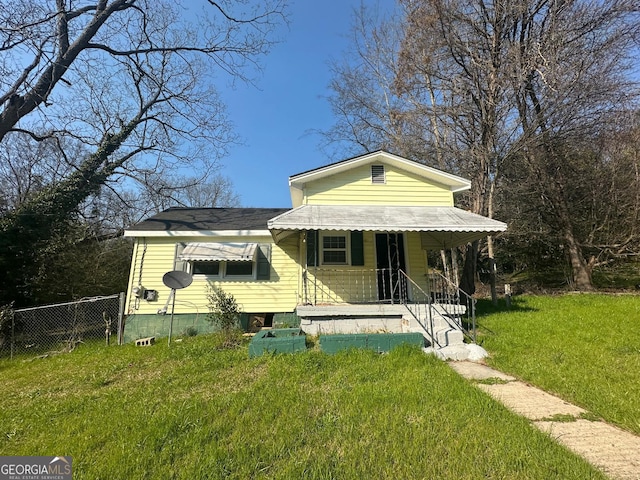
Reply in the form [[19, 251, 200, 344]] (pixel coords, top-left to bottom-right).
[[406, 315, 462, 333], [433, 303, 467, 316], [434, 327, 464, 347], [407, 317, 465, 347], [409, 326, 465, 348]]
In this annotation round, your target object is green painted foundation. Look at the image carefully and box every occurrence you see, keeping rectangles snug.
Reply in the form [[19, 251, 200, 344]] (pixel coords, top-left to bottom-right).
[[123, 313, 215, 343], [319, 332, 424, 354], [248, 328, 307, 357], [123, 312, 298, 344]]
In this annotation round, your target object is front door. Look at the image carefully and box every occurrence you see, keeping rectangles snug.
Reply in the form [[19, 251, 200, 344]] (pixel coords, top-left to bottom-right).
[[375, 233, 406, 302]]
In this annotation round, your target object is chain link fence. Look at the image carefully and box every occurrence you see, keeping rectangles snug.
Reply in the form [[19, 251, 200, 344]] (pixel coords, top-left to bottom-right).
[[0, 294, 125, 359]]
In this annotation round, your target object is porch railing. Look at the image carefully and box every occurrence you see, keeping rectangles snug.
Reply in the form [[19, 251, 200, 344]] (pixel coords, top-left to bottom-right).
[[398, 270, 477, 344], [301, 267, 477, 343], [302, 268, 392, 305], [426, 271, 477, 343], [396, 271, 436, 347]]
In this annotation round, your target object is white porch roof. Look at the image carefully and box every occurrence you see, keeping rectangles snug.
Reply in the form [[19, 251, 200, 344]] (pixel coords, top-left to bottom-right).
[[268, 205, 507, 248]]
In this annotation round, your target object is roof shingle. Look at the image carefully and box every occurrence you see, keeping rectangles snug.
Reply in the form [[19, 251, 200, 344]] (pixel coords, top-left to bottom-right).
[[126, 207, 290, 232]]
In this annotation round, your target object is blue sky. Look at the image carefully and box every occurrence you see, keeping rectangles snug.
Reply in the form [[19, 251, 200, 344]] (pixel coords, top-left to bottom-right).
[[218, 0, 395, 208]]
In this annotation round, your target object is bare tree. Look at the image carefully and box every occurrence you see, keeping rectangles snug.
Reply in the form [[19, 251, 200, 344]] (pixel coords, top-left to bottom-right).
[[123, 172, 241, 214], [0, 133, 80, 212], [502, 0, 639, 289], [498, 113, 640, 284], [324, 1, 517, 297], [0, 0, 287, 305], [321, 6, 408, 158], [395, 0, 523, 298], [325, 0, 640, 292]]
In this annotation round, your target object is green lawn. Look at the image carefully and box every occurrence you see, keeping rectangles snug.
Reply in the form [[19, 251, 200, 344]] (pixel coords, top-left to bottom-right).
[[0, 335, 605, 479], [477, 293, 640, 435]]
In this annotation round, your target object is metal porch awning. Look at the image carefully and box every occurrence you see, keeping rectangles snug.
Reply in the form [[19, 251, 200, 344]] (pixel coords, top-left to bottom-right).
[[178, 242, 258, 261], [267, 205, 507, 248]]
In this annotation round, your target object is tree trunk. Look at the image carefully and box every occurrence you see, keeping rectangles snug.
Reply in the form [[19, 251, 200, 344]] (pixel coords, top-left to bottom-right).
[[564, 226, 594, 290], [459, 241, 478, 296], [545, 162, 595, 291]]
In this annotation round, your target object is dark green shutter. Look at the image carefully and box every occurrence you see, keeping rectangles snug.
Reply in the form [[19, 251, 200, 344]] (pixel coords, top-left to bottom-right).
[[306, 230, 319, 267], [351, 231, 364, 266], [257, 244, 271, 280]]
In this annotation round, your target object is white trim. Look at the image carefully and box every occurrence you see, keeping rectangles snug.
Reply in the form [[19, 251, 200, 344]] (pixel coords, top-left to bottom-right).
[[123, 229, 272, 238]]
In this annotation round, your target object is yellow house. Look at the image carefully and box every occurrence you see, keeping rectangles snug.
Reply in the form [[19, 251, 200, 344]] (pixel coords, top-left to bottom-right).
[[123, 151, 506, 351]]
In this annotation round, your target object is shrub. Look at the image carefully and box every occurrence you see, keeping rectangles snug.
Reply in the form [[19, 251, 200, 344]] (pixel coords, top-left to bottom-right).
[[206, 285, 242, 348]]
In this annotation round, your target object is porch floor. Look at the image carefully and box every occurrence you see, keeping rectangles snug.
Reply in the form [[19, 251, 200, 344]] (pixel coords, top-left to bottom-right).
[[296, 303, 465, 318], [296, 304, 409, 318]]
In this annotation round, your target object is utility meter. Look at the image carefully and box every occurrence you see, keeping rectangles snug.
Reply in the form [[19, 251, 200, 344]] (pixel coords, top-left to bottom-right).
[[143, 289, 158, 301]]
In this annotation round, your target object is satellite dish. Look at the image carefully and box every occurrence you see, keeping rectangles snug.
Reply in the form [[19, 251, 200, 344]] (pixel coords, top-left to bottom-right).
[[162, 270, 193, 347], [163, 270, 193, 290]]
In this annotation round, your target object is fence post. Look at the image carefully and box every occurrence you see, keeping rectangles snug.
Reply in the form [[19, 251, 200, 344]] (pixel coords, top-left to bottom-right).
[[118, 292, 126, 345], [10, 308, 15, 361]]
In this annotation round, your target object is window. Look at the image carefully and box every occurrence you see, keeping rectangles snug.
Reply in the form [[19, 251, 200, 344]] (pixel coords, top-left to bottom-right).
[[192, 261, 220, 275], [322, 234, 348, 264], [371, 164, 385, 184], [307, 231, 364, 267], [225, 261, 253, 276], [190, 259, 253, 278]]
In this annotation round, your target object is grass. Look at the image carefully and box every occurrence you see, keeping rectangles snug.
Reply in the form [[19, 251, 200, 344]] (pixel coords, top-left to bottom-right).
[[0, 335, 605, 479], [477, 293, 640, 435]]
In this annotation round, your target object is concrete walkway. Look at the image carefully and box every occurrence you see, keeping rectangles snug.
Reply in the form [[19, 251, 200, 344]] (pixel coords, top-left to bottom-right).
[[450, 361, 640, 480]]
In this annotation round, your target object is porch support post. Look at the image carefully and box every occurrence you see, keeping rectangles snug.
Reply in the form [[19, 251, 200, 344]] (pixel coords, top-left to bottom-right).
[[451, 247, 460, 287], [387, 233, 394, 304], [440, 249, 450, 283], [301, 231, 308, 305]]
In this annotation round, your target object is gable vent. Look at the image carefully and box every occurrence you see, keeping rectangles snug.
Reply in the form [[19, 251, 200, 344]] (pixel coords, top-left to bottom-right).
[[371, 164, 385, 184]]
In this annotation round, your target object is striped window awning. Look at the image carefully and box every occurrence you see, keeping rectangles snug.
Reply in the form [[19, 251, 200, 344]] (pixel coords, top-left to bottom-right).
[[179, 242, 258, 262]]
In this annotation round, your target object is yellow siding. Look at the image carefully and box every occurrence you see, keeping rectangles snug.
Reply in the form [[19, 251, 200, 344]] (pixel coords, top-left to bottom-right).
[[304, 164, 453, 206], [125, 231, 433, 313], [125, 235, 300, 316], [301, 231, 430, 303]]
